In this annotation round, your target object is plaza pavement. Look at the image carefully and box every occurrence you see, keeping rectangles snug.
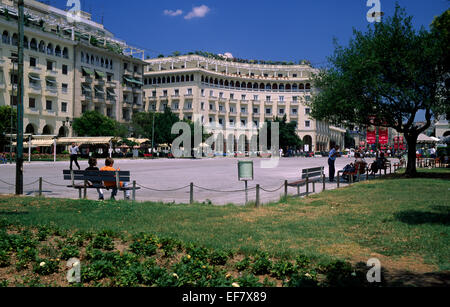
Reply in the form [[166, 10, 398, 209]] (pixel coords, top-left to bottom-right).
[[0, 157, 387, 205]]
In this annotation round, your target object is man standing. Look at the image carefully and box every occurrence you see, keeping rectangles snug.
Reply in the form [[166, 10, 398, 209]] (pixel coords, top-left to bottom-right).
[[328, 145, 340, 182], [69, 143, 81, 170]]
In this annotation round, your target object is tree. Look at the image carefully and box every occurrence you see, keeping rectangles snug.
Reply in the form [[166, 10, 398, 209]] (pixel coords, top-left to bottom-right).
[[73, 111, 128, 137], [260, 116, 303, 151], [0, 106, 17, 151], [308, 6, 448, 177], [131, 108, 180, 145]]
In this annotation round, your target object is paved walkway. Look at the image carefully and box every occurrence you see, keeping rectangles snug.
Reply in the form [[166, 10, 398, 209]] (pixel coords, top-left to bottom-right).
[[0, 157, 393, 205]]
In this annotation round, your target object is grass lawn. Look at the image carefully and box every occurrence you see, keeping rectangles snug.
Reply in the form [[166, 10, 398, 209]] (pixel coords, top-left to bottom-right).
[[0, 169, 449, 286]]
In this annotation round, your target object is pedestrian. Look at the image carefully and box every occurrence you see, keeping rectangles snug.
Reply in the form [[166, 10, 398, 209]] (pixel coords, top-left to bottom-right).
[[69, 143, 81, 170], [0, 153, 7, 164], [328, 145, 340, 182], [85, 157, 104, 201], [100, 157, 130, 201]]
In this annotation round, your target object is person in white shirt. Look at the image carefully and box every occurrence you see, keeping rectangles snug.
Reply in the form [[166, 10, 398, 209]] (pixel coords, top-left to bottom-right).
[[69, 143, 81, 170]]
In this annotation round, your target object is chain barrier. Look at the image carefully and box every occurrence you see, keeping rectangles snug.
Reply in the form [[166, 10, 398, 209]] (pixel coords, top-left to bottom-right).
[[193, 185, 257, 193], [136, 183, 191, 192], [0, 179, 15, 186], [42, 179, 69, 188], [23, 179, 40, 187], [260, 183, 285, 193]]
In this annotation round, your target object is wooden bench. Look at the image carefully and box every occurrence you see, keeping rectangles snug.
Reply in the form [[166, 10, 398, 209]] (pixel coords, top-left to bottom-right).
[[338, 162, 367, 184], [394, 158, 406, 171], [63, 170, 140, 200], [287, 167, 325, 196]]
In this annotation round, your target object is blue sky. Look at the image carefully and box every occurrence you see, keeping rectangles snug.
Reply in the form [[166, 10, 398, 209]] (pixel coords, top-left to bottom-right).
[[50, 0, 449, 66]]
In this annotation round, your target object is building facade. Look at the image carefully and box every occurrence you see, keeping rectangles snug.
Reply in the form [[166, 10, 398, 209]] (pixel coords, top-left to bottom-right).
[[0, 0, 146, 139], [143, 55, 345, 152]]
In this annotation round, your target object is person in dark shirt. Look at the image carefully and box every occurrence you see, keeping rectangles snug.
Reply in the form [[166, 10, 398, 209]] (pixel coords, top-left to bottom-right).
[[85, 157, 104, 201]]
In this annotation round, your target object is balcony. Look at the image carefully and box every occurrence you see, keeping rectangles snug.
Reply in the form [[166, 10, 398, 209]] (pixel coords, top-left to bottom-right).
[[184, 93, 194, 98], [209, 95, 217, 100], [240, 112, 249, 117], [148, 96, 157, 102], [159, 95, 169, 101], [264, 100, 273, 105], [240, 100, 249, 104], [264, 112, 273, 117], [93, 95, 105, 104], [229, 99, 238, 104], [45, 86, 58, 97], [171, 94, 181, 99], [29, 84, 42, 94], [277, 100, 286, 105]]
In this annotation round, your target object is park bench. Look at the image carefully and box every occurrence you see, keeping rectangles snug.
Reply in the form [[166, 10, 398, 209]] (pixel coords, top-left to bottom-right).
[[338, 162, 368, 183], [394, 158, 406, 171], [287, 166, 325, 196], [63, 170, 140, 200]]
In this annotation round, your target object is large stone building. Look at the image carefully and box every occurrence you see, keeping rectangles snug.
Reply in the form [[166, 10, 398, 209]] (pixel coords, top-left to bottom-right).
[[143, 54, 345, 152], [0, 0, 146, 138]]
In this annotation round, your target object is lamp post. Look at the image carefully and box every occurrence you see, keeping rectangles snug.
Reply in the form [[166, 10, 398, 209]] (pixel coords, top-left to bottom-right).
[[8, 56, 18, 165], [16, 0, 25, 195]]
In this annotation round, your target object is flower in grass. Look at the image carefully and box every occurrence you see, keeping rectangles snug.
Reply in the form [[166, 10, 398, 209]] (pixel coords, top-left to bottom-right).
[[232, 282, 240, 288], [40, 262, 46, 267], [226, 273, 232, 279], [305, 273, 312, 278], [186, 255, 191, 260], [173, 273, 179, 279]]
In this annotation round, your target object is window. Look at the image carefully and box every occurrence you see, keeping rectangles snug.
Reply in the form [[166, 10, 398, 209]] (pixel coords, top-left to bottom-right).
[[241, 120, 246, 126], [266, 96, 271, 101], [124, 63, 128, 70], [279, 108, 285, 114], [230, 93, 234, 99], [201, 102, 205, 110], [28, 97, 36, 109], [174, 89, 179, 96], [201, 89, 205, 97], [46, 60, 54, 71], [209, 117, 213, 123], [209, 90, 214, 97], [10, 95, 18, 106], [152, 91, 156, 97], [218, 118, 223, 125], [253, 107, 259, 114], [253, 95, 258, 101], [278, 74, 283, 77], [107, 74, 113, 82], [292, 108, 298, 115], [187, 88, 192, 95], [305, 108, 311, 115], [163, 90, 168, 97], [82, 104, 87, 113], [107, 108, 112, 117], [266, 108, 271, 114], [62, 64, 68, 75], [62, 83, 68, 93], [293, 96, 298, 101], [30, 57, 37, 67], [241, 94, 246, 100], [293, 74, 297, 78], [61, 102, 67, 112], [219, 92, 223, 98], [305, 96, 311, 101], [209, 104, 214, 110], [305, 121, 311, 128], [279, 96, 284, 101], [241, 107, 246, 113], [46, 100, 52, 110]]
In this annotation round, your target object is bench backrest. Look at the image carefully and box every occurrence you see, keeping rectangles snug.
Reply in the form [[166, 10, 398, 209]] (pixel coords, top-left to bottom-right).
[[63, 170, 131, 188], [301, 167, 324, 179]]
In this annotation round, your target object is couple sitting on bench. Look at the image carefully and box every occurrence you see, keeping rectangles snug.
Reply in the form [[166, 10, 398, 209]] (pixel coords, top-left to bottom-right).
[[86, 157, 130, 201]]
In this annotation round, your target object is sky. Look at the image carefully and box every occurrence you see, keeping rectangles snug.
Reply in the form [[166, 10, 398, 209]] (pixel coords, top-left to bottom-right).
[[48, 0, 448, 66]]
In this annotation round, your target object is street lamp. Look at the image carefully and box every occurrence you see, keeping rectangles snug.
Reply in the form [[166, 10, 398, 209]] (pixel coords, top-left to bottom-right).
[[8, 56, 18, 165]]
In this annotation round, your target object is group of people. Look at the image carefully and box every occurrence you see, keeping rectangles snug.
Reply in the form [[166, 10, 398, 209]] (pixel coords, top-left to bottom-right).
[[69, 143, 130, 201], [0, 153, 7, 164], [328, 145, 391, 182]]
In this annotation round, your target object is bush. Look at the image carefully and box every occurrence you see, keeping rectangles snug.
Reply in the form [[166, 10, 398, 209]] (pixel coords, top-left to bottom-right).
[[0, 250, 10, 267], [209, 250, 232, 266], [251, 253, 272, 275], [236, 274, 263, 287], [33, 259, 60, 276], [129, 233, 158, 257], [271, 260, 297, 279], [284, 271, 319, 287], [235, 257, 251, 271], [60, 245, 80, 261], [323, 260, 366, 287], [92, 233, 114, 251]]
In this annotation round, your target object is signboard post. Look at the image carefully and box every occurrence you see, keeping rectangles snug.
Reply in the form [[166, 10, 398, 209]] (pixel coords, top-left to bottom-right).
[[238, 161, 254, 204]]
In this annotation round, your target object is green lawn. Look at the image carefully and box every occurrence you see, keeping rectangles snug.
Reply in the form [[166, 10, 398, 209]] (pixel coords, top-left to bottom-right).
[[0, 170, 449, 278]]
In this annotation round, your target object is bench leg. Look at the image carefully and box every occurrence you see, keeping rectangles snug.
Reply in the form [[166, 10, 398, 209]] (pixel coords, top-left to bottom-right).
[[297, 185, 300, 196], [78, 188, 82, 199], [313, 182, 315, 193]]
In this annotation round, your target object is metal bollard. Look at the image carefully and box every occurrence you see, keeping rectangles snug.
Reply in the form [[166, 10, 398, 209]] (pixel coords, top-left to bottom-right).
[[256, 184, 260, 207], [305, 177, 309, 196], [190, 183, 194, 204], [132, 181, 136, 201], [284, 180, 288, 198], [337, 173, 340, 188], [322, 174, 326, 192], [39, 177, 42, 197]]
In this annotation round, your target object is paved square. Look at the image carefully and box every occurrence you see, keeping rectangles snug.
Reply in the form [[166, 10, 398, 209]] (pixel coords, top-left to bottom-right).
[[0, 157, 380, 205]]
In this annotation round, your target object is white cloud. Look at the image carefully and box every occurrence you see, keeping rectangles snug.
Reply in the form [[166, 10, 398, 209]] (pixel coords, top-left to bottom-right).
[[184, 5, 210, 20], [163, 9, 183, 17]]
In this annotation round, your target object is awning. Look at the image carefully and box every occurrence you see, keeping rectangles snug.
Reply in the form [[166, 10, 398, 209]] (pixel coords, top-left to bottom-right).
[[417, 134, 438, 143], [46, 78, 56, 85], [28, 74, 41, 81], [13, 139, 55, 148], [123, 76, 134, 83], [57, 137, 114, 145], [133, 79, 143, 86], [82, 85, 92, 92], [82, 67, 94, 75], [94, 87, 105, 94], [95, 70, 106, 78], [106, 89, 116, 97]]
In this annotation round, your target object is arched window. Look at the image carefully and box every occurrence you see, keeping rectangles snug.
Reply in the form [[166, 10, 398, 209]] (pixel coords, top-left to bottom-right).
[[201, 75, 204, 82], [292, 84, 298, 91], [214, 78, 218, 85], [266, 84, 272, 90], [91, 55, 94, 65], [247, 82, 252, 88], [42, 125, 53, 135], [186, 75, 190, 82], [171, 76, 175, 83], [253, 83, 258, 89], [157, 77, 161, 84], [162, 76, 166, 84], [109, 60, 113, 69], [225, 80, 229, 87], [299, 83, 305, 90], [230, 81, 235, 87], [153, 77, 157, 84], [190, 74, 194, 82], [95, 56, 100, 66], [272, 84, 278, 90], [47, 43, 54, 55], [55, 45, 61, 57], [209, 77, 213, 84], [25, 124, 35, 135], [30, 38, 37, 51], [285, 84, 291, 90], [23, 36, 28, 49], [235, 81, 240, 88], [81, 52, 85, 63], [12, 33, 18, 46], [241, 82, 246, 88], [2, 31, 10, 44], [181, 75, 185, 82], [144, 78, 148, 85], [279, 84, 285, 90], [305, 83, 311, 90], [39, 40, 46, 53], [101, 58, 104, 67], [63, 47, 69, 59], [260, 83, 265, 89]]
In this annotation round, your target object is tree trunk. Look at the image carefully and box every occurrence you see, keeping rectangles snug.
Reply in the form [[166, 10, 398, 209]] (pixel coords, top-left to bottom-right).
[[405, 133, 418, 177]]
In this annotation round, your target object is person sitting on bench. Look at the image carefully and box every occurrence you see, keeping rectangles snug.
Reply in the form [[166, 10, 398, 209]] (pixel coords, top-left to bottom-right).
[[85, 157, 104, 201], [100, 158, 130, 201]]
